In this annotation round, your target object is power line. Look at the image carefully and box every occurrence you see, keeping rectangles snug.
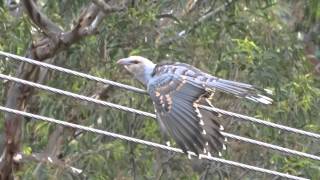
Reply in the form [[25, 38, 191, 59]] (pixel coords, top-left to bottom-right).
[[221, 132, 320, 161], [0, 52, 316, 179], [0, 73, 156, 118], [0, 73, 319, 162], [199, 105, 320, 139], [1, 50, 319, 140], [0, 106, 309, 180], [0, 51, 147, 94]]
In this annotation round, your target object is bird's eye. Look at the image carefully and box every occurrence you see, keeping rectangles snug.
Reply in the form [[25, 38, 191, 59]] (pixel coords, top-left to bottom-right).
[[132, 60, 139, 64]]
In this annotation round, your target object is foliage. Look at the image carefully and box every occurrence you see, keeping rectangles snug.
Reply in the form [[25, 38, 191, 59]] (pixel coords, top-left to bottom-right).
[[0, 0, 319, 179]]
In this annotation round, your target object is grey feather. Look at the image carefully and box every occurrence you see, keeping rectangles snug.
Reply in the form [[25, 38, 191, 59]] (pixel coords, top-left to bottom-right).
[[148, 73, 225, 155], [118, 56, 272, 156]]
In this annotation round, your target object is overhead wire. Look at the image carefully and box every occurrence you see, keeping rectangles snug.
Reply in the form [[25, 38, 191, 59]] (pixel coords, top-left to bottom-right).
[[0, 73, 319, 162], [0, 106, 309, 180], [0, 51, 317, 179], [199, 105, 320, 139], [0, 51, 147, 94], [1, 50, 319, 140]]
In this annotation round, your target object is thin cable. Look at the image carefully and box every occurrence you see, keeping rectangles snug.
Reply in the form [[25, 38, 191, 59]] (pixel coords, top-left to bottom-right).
[[1, 50, 319, 140], [200, 105, 320, 139], [0, 74, 156, 119], [221, 132, 320, 161], [0, 106, 309, 180], [0, 51, 147, 94], [0, 73, 319, 162]]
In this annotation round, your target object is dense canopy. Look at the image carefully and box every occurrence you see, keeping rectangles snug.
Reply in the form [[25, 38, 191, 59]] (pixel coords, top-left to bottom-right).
[[0, 0, 319, 179]]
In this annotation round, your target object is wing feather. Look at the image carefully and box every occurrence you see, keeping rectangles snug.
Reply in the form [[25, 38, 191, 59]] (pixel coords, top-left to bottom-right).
[[169, 112, 203, 154], [148, 72, 225, 155], [172, 105, 205, 148], [169, 63, 273, 104]]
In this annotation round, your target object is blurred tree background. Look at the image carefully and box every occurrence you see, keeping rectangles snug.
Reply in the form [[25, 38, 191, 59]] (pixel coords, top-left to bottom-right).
[[0, 0, 319, 179]]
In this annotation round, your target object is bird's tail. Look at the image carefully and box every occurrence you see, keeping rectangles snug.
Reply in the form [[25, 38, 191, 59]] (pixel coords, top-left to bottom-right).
[[207, 78, 273, 104]]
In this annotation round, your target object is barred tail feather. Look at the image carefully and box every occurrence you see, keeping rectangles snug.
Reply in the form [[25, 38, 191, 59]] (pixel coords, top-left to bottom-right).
[[208, 79, 273, 105]]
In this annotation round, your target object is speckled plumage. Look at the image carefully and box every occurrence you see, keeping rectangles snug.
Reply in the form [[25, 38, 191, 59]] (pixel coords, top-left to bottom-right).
[[117, 56, 272, 156]]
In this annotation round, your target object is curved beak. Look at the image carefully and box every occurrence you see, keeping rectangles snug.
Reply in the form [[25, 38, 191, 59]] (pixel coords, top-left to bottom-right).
[[117, 58, 131, 65]]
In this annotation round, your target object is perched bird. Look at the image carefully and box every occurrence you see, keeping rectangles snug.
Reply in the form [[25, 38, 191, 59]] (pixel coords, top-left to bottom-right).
[[117, 56, 272, 156]]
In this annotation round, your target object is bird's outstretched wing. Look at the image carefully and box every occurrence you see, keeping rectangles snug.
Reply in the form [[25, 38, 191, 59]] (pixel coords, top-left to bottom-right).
[[147, 73, 225, 155], [167, 63, 273, 104]]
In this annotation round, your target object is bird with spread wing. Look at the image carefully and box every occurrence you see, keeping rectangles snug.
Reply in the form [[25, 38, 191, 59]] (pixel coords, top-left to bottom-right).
[[117, 56, 272, 156]]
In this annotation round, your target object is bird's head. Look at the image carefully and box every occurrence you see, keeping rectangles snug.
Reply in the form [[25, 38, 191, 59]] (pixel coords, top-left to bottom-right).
[[117, 56, 156, 85]]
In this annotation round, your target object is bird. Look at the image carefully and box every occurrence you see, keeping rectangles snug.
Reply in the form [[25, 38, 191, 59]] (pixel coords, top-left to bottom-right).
[[117, 56, 272, 156]]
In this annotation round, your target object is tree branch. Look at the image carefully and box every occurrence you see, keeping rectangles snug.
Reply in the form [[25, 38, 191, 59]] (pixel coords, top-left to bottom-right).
[[0, 0, 125, 179], [155, 13, 181, 24], [158, 0, 239, 46], [13, 152, 83, 175], [92, 0, 126, 14], [22, 0, 62, 36]]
